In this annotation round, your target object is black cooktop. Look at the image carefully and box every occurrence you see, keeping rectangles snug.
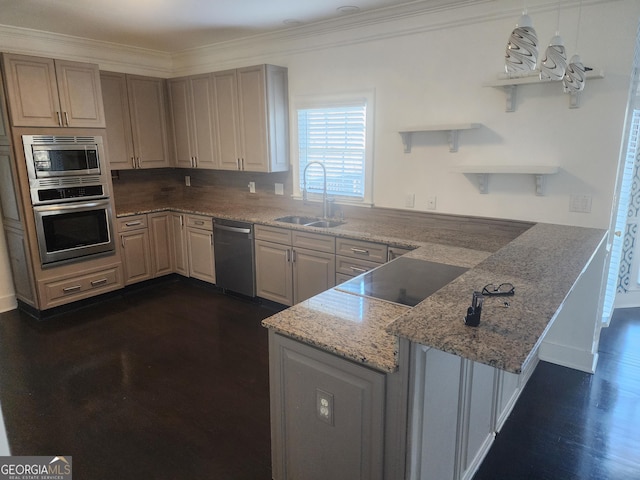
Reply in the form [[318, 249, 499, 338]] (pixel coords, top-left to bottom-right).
[[337, 256, 468, 307]]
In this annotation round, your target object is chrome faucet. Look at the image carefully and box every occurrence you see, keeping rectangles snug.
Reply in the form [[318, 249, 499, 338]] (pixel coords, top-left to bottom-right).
[[303, 161, 330, 219]]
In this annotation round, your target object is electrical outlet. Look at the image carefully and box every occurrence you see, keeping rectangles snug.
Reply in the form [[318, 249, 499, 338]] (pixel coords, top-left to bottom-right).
[[185, 175, 191, 187], [248, 181, 256, 194], [275, 183, 284, 195], [316, 389, 334, 426], [427, 195, 437, 210], [405, 193, 415, 208]]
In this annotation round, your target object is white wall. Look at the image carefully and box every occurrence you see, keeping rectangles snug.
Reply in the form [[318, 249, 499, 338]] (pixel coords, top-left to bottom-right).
[[293, 1, 635, 228], [0, 0, 638, 306]]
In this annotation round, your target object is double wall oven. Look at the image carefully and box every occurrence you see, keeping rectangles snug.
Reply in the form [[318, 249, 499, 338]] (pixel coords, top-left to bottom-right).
[[23, 134, 116, 266]]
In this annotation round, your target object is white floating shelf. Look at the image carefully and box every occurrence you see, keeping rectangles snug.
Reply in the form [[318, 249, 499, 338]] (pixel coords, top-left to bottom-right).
[[399, 123, 481, 153], [485, 68, 604, 112], [452, 165, 560, 195]]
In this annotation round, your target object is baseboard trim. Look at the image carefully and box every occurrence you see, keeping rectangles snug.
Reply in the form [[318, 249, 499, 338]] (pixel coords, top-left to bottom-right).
[[0, 294, 17, 314], [539, 341, 598, 373]]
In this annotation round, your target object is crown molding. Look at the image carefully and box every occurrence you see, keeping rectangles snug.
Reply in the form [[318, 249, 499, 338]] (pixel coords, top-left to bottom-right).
[[0, 0, 623, 77], [0, 23, 172, 77], [172, 0, 614, 76]]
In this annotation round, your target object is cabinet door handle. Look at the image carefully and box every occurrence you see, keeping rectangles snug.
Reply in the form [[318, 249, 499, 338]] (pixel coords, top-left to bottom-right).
[[236, 158, 241, 170], [62, 285, 82, 294], [286, 249, 291, 263], [180, 216, 184, 228], [210, 233, 213, 245], [241, 158, 245, 170], [56, 111, 63, 126], [349, 266, 368, 273], [291, 249, 296, 263], [137, 157, 141, 168], [90, 278, 108, 287], [131, 157, 136, 169], [194, 220, 204, 226], [125, 221, 142, 227], [350, 247, 370, 256], [64, 111, 69, 126]]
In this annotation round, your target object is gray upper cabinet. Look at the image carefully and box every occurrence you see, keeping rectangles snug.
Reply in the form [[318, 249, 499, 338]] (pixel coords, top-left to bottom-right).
[[2, 53, 105, 128], [100, 72, 135, 170], [100, 71, 171, 170], [168, 74, 217, 169], [213, 65, 289, 172]]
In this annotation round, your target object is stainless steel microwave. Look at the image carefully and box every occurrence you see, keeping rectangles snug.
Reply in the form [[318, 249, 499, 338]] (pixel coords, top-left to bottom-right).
[[23, 135, 104, 179]]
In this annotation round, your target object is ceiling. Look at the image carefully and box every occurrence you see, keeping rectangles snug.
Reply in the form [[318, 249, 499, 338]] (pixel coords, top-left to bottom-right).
[[0, 0, 460, 53]]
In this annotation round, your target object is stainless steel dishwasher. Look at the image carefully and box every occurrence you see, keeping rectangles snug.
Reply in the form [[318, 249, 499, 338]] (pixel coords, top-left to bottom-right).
[[213, 218, 256, 297]]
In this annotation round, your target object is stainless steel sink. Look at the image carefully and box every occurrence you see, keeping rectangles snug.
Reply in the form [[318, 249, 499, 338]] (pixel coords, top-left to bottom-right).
[[274, 215, 320, 225], [274, 216, 345, 228], [306, 220, 345, 228]]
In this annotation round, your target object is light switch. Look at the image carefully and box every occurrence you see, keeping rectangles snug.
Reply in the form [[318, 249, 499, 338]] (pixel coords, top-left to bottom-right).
[[275, 183, 284, 195], [248, 181, 256, 194], [405, 193, 415, 208]]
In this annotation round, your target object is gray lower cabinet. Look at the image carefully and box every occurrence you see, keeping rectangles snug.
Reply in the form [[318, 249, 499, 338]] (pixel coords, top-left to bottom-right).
[[335, 237, 388, 284], [118, 213, 174, 284], [3, 226, 36, 306], [269, 331, 408, 480], [185, 214, 215, 283], [255, 225, 335, 306], [407, 344, 522, 480], [118, 215, 153, 285], [148, 212, 173, 277], [170, 212, 189, 276]]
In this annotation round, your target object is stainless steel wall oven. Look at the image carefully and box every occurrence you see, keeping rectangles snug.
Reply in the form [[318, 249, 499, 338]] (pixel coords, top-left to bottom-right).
[[23, 134, 116, 266]]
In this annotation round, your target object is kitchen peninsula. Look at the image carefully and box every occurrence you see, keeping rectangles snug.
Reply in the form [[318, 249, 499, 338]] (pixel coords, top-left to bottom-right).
[[115, 190, 607, 480]]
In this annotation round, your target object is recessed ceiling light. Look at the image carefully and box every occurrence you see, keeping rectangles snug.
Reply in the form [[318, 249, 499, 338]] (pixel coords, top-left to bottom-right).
[[337, 5, 360, 14], [283, 19, 303, 26]]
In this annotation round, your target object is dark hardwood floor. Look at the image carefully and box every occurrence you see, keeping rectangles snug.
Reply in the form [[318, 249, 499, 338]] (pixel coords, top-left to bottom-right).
[[0, 278, 639, 479], [474, 307, 640, 480], [0, 277, 284, 480]]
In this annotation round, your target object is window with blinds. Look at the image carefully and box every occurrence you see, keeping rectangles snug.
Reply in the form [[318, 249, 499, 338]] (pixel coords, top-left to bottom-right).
[[297, 103, 367, 200]]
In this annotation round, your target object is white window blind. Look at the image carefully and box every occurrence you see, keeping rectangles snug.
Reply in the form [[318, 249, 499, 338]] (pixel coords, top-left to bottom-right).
[[298, 104, 367, 200]]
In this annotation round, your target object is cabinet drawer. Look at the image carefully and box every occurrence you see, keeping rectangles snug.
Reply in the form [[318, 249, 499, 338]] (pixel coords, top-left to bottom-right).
[[335, 255, 381, 277], [118, 215, 147, 232], [292, 230, 335, 254], [255, 224, 292, 245], [335, 272, 353, 285], [336, 237, 388, 263], [186, 215, 212, 231], [44, 266, 121, 303]]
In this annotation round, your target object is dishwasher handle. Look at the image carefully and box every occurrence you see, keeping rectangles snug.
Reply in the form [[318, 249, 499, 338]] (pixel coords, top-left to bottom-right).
[[214, 224, 252, 235]]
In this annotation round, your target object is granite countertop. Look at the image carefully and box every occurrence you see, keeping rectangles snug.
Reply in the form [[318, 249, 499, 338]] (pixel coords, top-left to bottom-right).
[[387, 224, 607, 373], [116, 201, 607, 374], [115, 198, 516, 252]]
